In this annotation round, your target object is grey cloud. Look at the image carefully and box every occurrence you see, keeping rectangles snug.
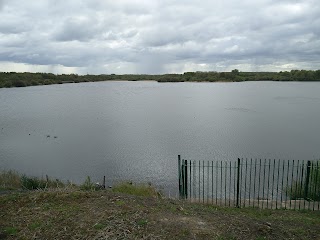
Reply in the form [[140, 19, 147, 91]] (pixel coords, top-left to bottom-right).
[[0, 0, 5, 8], [0, 0, 319, 74], [53, 17, 101, 42]]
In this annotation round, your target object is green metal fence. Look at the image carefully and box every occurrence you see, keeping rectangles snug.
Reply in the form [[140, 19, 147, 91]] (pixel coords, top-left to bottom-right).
[[178, 155, 320, 210]]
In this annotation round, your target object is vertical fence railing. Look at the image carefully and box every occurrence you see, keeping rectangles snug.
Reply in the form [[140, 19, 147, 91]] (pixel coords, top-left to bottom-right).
[[178, 156, 320, 210]]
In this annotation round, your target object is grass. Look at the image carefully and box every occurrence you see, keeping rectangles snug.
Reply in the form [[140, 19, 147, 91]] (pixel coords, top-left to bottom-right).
[[1, 170, 319, 239], [28, 222, 42, 230], [93, 223, 105, 230], [3, 227, 18, 235], [112, 182, 160, 197], [0, 190, 319, 239], [79, 176, 102, 191], [0, 170, 80, 192], [0, 170, 21, 190]]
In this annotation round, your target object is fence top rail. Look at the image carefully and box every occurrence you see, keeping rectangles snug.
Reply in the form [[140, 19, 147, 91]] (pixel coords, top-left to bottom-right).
[[181, 159, 320, 162], [180, 159, 320, 168]]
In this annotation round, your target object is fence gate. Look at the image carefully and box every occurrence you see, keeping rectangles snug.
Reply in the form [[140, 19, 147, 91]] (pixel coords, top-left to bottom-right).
[[178, 155, 320, 210]]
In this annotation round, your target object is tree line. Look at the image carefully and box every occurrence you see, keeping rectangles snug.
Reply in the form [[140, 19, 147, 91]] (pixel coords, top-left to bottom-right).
[[0, 69, 320, 88]]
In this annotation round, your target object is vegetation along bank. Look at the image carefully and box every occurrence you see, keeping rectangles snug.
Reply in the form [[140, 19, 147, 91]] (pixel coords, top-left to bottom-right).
[[1, 170, 320, 239], [1, 69, 320, 88]]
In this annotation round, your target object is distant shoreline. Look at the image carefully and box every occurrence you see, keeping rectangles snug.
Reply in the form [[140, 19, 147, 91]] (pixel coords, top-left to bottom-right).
[[1, 70, 320, 88]]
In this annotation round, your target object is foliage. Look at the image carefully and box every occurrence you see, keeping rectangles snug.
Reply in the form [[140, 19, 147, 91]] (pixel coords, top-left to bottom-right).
[[0, 170, 65, 190], [1, 69, 320, 88], [286, 163, 320, 201], [21, 175, 46, 190], [308, 166, 320, 200], [286, 180, 305, 200], [112, 182, 160, 197], [21, 175, 65, 190], [80, 176, 102, 191]]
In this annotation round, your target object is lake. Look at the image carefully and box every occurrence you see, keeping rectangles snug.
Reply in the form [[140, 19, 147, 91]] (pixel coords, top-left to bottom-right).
[[1, 81, 320, 196]]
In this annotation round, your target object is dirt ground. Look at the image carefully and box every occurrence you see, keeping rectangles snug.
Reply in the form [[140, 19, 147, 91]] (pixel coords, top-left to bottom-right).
[[1, 190, 320, 239]]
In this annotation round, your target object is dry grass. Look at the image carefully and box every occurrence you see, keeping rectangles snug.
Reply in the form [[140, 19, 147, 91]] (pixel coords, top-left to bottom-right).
[[112, 182, 161, 197], [0, 170, 21, 190], [1, 190, 320, 239], [0, 170, 77, 191]]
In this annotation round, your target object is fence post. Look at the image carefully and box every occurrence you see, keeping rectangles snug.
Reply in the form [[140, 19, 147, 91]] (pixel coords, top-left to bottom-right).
[[305, 161, 311, 199], [236, 158, 241, 208], [184, 159, 188, 199], [178, 155, 182, 198]]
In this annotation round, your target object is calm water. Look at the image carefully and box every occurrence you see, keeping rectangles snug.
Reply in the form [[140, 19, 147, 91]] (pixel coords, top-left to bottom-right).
[[1, 81, 320, 196]]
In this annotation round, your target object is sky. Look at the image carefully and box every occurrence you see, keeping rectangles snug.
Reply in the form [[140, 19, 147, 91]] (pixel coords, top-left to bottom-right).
[[0, 0, 319, 74]]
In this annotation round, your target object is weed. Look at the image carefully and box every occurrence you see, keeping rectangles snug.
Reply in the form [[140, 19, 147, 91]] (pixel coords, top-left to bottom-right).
[[21, 175, 47, 190], [4, 227, 18, 235], [115, 200, 125, 206], [0, 170, 21, 189], [93, 223, 105, 230], [80, 176, 101, 191], [136, 219, 148, 226], [28, 222, 42, 230], [256, 237, 267, 240], [0, 194, 20, 204], [112, 182, 159, 197]]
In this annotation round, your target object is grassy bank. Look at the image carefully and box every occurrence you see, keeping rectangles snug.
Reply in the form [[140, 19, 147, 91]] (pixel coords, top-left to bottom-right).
[[1, 170, 320, 239], [1, 189, 320, 239]]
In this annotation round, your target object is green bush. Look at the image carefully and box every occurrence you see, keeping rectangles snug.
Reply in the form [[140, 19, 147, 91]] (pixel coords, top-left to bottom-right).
[[21, 175, 47, 190], [30, 80, 39, 86], [286, 163, 320, 201], [1, 170, 66, 190], [307, 166, 320, 201], [20, 175, 65, 190], [12, 80, 26, 87], [4, 81, 12, 88]]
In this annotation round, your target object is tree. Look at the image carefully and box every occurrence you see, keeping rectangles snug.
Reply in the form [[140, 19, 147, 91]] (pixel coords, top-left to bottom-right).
[[231, 69, 239, 75]]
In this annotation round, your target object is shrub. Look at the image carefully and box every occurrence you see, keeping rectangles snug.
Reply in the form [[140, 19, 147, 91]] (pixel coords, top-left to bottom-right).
[[12, 80, 26, 87], [1, 170, 66, 190], [20, 175, 65, 190], [286, 162, 320, 201], [4, 81, 12, 88], [21, 175, 47, 190], [30, 80, 39, 86], [43, 79, 52, 85]]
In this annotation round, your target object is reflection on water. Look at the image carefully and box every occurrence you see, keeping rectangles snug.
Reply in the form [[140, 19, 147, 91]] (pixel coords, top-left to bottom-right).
[[0, 81, 320, 196]]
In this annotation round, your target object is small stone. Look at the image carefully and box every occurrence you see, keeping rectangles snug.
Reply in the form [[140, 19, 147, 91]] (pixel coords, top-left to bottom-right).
[[177, 206, 184, 211]]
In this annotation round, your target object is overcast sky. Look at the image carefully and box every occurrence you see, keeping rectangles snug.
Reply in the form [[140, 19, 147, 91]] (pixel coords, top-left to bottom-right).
[[0, 0, 319, 74]]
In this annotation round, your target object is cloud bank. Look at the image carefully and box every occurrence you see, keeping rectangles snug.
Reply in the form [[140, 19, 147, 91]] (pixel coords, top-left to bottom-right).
[[0, 0, 319, 74]]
